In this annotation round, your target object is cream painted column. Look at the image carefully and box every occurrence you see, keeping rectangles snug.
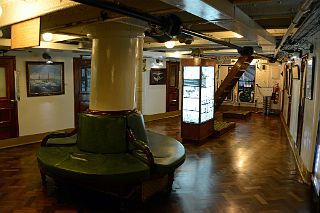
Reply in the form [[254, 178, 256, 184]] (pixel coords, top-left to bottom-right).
[[88, 23, 144, 111]]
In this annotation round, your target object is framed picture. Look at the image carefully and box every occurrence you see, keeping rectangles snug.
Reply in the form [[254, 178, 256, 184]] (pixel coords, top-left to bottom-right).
[[292, 65, 300, 79], [150, 68, 166, 85], [306, 57, 315, 100], [26, 61, 65, 97]]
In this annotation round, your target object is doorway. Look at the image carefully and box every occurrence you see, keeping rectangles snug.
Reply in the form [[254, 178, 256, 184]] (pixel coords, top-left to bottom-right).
[[166, 61, 180, 112], [296, 57, 307, 153], [0, 57, 18, 140], [73, 58, 91, 127]]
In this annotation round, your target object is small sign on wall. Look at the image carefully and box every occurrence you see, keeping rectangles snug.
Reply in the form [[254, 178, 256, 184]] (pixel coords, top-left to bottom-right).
[[11, 17, 40, 49]]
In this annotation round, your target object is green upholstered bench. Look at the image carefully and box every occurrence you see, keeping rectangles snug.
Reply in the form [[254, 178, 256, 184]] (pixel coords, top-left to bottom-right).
[[37, 111, 185, 200]]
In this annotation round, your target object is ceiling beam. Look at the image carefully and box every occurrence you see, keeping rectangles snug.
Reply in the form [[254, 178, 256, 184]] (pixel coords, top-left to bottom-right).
[[159, 0, 276, 47], [0, 0, 80, 28]]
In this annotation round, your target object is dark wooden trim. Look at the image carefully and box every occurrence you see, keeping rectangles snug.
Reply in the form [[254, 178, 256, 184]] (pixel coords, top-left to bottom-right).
[[87, 109, 138, 116], [181, 58, 216, 66]]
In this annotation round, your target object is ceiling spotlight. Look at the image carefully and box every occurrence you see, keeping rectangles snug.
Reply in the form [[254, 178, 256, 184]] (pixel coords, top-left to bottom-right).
[[165, 41, 175, 48], [42, 32, 53, 42], [0, 5, 2, 17], [234, 33, 243, 38]]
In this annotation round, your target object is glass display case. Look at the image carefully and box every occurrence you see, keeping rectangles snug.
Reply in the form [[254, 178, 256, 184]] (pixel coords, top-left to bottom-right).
[[181, 58, 215, 141]]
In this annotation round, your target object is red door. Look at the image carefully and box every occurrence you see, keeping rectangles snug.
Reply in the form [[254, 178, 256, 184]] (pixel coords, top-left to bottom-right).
[[0, 57, 18, 140], [73, 58, 91, 127], [166, 61, 180, 112]]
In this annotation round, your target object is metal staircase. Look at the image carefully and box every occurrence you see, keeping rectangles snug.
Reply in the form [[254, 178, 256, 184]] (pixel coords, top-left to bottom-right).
[[214, 55, 254, 112]]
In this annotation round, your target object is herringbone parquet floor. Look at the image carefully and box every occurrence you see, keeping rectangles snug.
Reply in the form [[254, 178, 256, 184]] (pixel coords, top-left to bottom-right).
[[0, 113, 314, 212]]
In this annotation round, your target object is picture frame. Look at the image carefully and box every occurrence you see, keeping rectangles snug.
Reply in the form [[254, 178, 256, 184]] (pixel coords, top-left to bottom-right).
[[306, 56, 315, 100], [292, 65, 300, 79], [150, 68, 166, 85], [26, 61, 65, 97]]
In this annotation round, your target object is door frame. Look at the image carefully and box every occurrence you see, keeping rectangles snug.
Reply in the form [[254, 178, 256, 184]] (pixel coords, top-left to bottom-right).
[[73, 57, 91, 127], [0, 56, 19, 139], [166, 61, 180, 112]]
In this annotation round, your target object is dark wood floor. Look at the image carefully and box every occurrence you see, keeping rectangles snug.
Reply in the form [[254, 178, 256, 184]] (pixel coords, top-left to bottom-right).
[[0, 113, 314, 212]]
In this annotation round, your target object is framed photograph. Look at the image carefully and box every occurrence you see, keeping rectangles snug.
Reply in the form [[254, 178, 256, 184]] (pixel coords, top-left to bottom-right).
[[306, 57, 315, 100], [26, 61, 65, 97], [292, 65, 300, 79], [150, 68, 166, 85]]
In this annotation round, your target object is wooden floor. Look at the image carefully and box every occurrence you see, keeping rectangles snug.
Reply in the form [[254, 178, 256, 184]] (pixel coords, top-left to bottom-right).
[[0, 113, 314, 212]]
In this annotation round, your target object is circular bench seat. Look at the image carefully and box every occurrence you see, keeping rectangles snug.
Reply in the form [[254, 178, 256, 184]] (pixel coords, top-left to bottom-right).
[[37, 146, 150, 183]]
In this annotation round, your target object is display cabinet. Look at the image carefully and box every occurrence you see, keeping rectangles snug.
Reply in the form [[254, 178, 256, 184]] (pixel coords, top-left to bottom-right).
[[181, 58, 215, 141]]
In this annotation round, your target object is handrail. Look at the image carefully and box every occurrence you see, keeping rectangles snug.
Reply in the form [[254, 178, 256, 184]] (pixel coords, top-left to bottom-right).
[[41, 129, 78, 147]]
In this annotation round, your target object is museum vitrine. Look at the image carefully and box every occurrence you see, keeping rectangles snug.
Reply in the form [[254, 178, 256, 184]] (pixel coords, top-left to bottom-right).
[[181, 58, 215, 141]]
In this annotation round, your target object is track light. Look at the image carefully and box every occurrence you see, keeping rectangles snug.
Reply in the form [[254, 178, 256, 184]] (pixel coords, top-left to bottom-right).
[[42, 52, 53, 64]]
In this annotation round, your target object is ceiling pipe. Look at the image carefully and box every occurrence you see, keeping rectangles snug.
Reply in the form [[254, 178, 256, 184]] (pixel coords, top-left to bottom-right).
[[73, 0, 264, 57], [274, 0, 314, 58]]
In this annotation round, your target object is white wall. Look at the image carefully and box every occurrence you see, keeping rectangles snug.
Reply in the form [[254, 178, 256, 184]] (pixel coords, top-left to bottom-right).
[[9, 50, 78, 136], [300, 37, 320, 171], [142, 58, 167, 115], [289, 79, 301, 143]]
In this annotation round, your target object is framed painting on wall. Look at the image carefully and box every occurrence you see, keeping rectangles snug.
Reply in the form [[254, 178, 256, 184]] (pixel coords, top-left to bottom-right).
[[150, 68, 166, 85], [306, 57, 315, 100], [26, 61, 65, 97]]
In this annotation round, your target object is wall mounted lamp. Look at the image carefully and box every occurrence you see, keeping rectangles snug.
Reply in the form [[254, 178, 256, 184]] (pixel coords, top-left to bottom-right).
[[42, 52, 53, 64]]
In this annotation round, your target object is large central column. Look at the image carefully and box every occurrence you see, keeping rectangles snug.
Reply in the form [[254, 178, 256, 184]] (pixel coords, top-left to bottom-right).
[[89, 23, 144, 111]]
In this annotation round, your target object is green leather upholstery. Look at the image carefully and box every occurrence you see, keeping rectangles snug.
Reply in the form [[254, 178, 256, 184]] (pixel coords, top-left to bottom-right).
[[46, 134, 77, 145], [37, 146, 150, 182], [77, 114, 127, 154], [37, 112, 186, 197], [127, 112, 149, 144], [147, 131, 185, 174]]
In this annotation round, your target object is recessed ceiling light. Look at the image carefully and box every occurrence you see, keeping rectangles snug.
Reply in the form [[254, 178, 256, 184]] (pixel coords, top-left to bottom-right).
[[0, 5, 2, 17], [165, 41, 175, 48], [42, 32, 53, 42]]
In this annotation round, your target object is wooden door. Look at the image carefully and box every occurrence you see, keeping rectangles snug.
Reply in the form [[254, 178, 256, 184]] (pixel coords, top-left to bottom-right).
[[73, 58, 91, 127], [166, 61, 180, 112], [296, 58, 307, 153], [0, 57, 18, 140]]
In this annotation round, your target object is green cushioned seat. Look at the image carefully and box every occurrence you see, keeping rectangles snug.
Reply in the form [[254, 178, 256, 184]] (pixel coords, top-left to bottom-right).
[[127, 112, 149, 144], [46, 134, 77, 145], [37, 112, 186, 197], [77, 114, 127, 154], [37, 146, 150, 183], [146, 131, 186, 174]]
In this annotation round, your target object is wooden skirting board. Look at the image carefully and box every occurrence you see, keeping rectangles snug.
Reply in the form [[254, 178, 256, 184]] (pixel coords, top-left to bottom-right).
[[280, 114, 311, 185], [144, 110, 180, 122], [0, 128, 74, 150]]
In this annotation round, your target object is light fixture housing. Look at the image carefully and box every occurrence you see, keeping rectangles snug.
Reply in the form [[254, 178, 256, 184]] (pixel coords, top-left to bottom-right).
[[42, 33, 53, 42], [165, 41, 175, 48]]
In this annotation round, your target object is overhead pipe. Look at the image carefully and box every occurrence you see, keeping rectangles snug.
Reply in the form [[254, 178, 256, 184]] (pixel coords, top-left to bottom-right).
[[274, 0, 314, 57], [73, 0, 163, 26], [73, 0, 260, 57]]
